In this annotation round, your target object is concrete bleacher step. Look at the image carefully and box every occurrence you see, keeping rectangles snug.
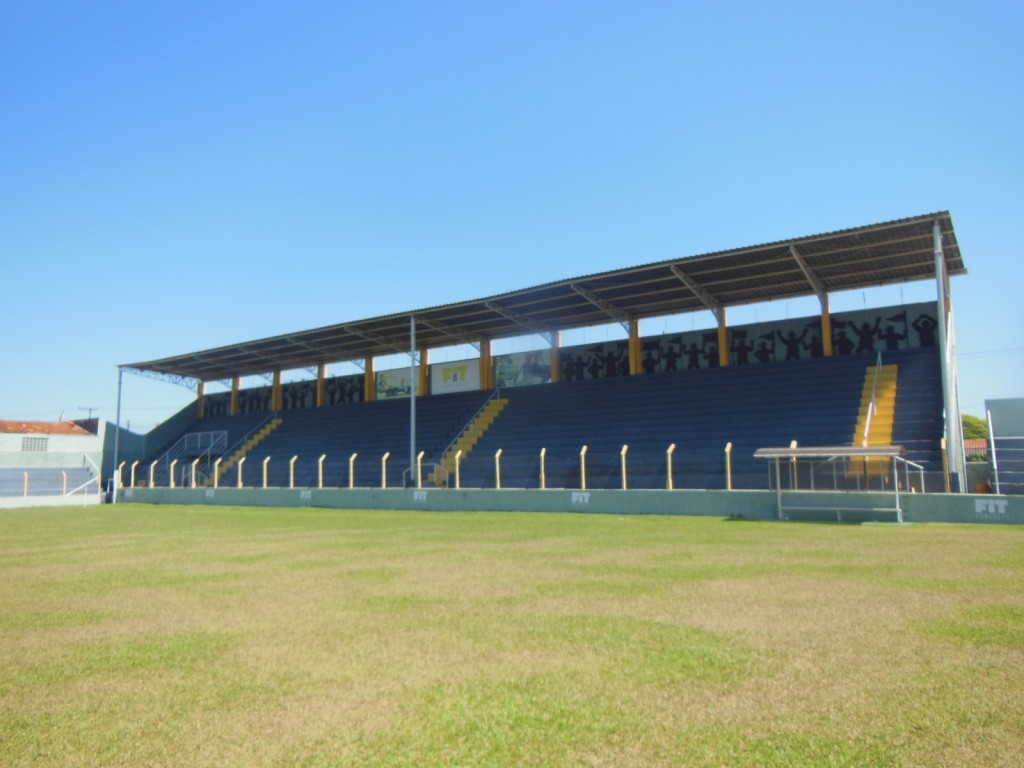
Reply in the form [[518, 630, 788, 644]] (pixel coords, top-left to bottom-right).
[[852, 363, 898, 476], [430, 397, 509, 486], [207, 417, 283, 486]]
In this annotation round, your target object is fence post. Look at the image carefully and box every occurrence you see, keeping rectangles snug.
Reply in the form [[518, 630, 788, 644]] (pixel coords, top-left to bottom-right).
[[495, 448, 503, 489], [725, 442, 733, 491], [349, 453, 357, 489], [318, 454, 327, 489], [381, 452, 390, 489], [621, 444, 629, 490], [455, 449, 463, 490], [237, 456, 246, 488], [62, 470, 68, 496], [540, 447, 547, 490], [580, 445, 588, 490], [191, 458, 200, 488], [131, 460, 140, 489], [289, 455, 298, 489], [666, 444, 676, 490], [170, 459, 178, 489], [213, 458, 222, 489], [417, 450, 425, 489], [23, 471, 28, 497], [263, 456, 271, 489]]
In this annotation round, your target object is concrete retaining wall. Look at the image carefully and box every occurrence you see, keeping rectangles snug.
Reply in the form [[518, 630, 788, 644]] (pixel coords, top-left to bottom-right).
[[118, 486, 1024, 525]]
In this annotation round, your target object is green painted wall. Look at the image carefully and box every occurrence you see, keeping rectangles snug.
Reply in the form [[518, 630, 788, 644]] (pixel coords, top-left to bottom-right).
[[119, 486, 1024, 525]]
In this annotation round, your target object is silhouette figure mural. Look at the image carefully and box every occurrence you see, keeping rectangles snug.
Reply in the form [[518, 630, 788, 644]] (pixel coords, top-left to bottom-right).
[[912, 314, 938, 347], [197, 302, 939, 420]]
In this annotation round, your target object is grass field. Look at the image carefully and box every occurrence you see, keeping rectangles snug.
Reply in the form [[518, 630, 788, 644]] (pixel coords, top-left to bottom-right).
[[1, 504, 1022, 767]]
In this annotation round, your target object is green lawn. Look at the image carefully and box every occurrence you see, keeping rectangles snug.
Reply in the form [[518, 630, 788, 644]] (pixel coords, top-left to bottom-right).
[[1, 504, 1023, 767]]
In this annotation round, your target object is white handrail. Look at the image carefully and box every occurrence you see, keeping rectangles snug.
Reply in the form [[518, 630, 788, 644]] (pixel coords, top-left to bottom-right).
[[862, 351, 883, 446]]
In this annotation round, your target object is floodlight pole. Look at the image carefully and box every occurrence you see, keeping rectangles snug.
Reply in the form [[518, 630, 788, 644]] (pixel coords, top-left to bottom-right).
[[113, 367, 123, 503], [410, 315, 417, 487], [934, 220, 965, 492]]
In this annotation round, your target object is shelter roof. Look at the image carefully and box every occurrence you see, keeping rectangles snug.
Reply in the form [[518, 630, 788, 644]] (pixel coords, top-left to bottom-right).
[[0, 420, 92, 436], [124, 211, 964, 382]]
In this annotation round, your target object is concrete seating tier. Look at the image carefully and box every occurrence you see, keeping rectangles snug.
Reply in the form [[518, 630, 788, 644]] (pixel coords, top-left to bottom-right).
[[0, 467, 95, 497], [142, 347, 945, 492], [216, 390, 489, 489], [460, 348, 944, 490]]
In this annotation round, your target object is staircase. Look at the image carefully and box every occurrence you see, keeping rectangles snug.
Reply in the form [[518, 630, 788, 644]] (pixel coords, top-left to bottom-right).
[[429, 397, 509, 486], [207, 417, 283, 486], [852, 363, 898, 476]]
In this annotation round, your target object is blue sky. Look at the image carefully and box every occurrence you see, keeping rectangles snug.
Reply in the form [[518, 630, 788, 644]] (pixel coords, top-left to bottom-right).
[[2, 1, 1021, 431]]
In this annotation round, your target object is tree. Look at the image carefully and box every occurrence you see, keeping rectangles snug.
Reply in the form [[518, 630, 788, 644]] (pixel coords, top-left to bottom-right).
[[962, 414, 988, 440]]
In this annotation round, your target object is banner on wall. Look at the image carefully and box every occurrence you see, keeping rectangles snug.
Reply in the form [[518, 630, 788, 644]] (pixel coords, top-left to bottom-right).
[[495, 350, 552, 388], [431, 360, 481, 395], [376, 370, 418, 400]]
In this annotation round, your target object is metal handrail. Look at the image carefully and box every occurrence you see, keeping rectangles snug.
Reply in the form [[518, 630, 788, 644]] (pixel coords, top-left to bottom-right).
[[862, 351, 883, 446], [437, 390, 500, 463], [892, 455, 926, 493]]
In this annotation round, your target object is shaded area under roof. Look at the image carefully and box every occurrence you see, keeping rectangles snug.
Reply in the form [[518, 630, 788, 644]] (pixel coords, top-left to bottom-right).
[[125, 212, 964, 382]]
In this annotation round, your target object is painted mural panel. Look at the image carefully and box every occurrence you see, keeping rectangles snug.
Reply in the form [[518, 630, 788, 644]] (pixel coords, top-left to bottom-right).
[[431, 359, 481, 395], [559, 341, 632, 382], [202, 302, 938, 414], [377, 369, 418, 400], [495, 350, 552, 388]]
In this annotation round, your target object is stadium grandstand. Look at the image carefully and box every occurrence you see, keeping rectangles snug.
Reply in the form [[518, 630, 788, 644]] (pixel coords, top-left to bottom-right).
[[0, 419, 105, 504], [101, 209, 1024, 520]]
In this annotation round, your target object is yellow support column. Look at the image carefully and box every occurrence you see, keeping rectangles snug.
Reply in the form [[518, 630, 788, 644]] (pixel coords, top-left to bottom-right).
[[364, 358, 376, 402], [550, 331, 561, 384], [629, 320, 642, 375], [272, 370, 283, 412], [717, 312, 730, 368], [821, 310, 834, 357], [480, 340, 493, 390], [418, 349, 430, 396], [316, 363, 327, 407], [230, 376, 240, 416], [197, 381, 206, 419]]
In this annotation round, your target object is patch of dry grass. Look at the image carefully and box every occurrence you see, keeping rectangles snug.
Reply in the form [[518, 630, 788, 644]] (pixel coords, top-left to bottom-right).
[[1, 505, 1022, 766]]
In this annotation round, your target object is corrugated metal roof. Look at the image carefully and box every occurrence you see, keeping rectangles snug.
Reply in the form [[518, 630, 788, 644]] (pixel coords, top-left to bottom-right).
[[124, 211, 964, 382]]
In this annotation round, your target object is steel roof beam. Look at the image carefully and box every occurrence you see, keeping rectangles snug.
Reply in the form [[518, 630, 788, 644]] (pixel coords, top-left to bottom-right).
[[789, 245, 829, 305], [484, 301, 555, 344], [570, 283, 632, 331], [121, 366, 201, 391], [341, 325, 409, 357], [669, 265, 725, 324], [414, 316, 480, 350]]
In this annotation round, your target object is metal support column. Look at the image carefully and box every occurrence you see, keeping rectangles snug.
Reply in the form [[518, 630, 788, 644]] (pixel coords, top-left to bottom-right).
[[113, 367, 123, 503], [409, 315, 417, 484], [934, 221, 964, 492]]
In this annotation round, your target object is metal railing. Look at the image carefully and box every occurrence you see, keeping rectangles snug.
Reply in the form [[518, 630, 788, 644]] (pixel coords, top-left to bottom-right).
[[862, 351, 883, 446]]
